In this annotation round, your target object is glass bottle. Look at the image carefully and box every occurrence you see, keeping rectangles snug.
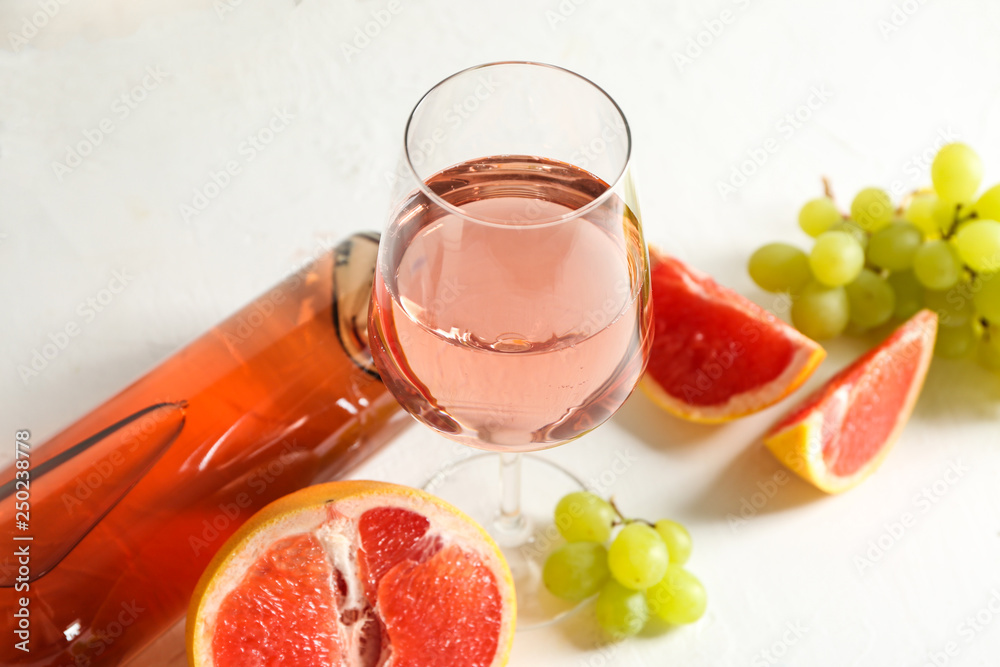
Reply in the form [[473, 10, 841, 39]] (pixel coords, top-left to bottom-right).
[[0, 233, 408, 666]]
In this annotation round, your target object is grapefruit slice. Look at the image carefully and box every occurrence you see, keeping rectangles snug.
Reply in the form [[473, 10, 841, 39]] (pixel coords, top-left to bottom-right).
[[642, 249, 826, 423], [764, 310, 937, 493], [187, 480, 515, 667]]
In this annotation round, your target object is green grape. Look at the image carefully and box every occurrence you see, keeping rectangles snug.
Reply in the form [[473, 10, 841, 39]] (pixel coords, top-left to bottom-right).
[[845, 269, 895, 330], [935, 322, 977, 359], [972, 318, 986, 339], [595, 580, 649, 639], [973, 275, 1000, 323], [887, 271, 925, 320], [653, 520, 692, 566], [791, 281, 849, 340], [809, 231, 865, 287], [903, 193, 940, 237], [924, 288, 975, 327], [974, 184, 1000, 221], [954, 220, 1000, 274], [932, 199, 965, 236], [867, 222, 924, 271], [748, 243, 812, 293], [798, 197, 842, 237], [830, 220, 869, 249], [646, 565, 707, 625], [850, 187, 894, 232], [542, 542, 610, 602], [608, 523, 669, 590], [976, 330, 1000, 373], [913, 240, 963, 290], [554, 492, 617, 543], [932, 143, 983, 204]]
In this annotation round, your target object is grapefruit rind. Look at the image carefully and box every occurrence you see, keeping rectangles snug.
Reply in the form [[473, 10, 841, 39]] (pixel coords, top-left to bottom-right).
[[641, 343, 824, 424], [642, 250, 826, 423], [763, 311, 937, 494], [187, 480, 515, 667]]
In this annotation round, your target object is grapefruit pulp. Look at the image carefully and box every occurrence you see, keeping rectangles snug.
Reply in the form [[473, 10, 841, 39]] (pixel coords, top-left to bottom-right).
[[187, 480, 515, 667], [642, 249, 826, 422], [765, 310, 937, 493]]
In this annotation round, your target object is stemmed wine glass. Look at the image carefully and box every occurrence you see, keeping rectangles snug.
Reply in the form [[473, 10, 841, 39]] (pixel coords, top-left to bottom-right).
[[368, 62, 652, 628]]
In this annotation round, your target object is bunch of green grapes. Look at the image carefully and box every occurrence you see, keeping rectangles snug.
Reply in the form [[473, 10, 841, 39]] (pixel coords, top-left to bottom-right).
[[542, 491, 706, 639], [749, 142, 1000, 371]]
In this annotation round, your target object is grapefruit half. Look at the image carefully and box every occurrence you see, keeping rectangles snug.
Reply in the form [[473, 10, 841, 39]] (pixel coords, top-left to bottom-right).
[[187, 480, 515, 667], [764, 310, 937, 493], [642, 249, 826, 423]]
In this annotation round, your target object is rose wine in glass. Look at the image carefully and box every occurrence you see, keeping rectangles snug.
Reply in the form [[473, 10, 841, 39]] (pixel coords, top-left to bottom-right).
[[371, 156, 648, 449], [369, 63, 651, 628]]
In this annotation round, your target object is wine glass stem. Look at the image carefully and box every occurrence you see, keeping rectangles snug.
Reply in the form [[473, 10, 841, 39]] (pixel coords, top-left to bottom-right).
[[496, 452, 527, 538]]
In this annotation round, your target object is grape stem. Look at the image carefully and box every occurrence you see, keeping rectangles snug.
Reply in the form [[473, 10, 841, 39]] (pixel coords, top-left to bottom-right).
[[821, 177, 851, 218], [898, 190, 914, 215], [943, 204, 978, 240], [608, 497, 654, 528], [822, 176, 834, 200]]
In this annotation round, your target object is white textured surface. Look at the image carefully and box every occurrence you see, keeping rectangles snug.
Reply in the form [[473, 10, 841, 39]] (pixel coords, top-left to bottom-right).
[[3, 1, 1000, 665]]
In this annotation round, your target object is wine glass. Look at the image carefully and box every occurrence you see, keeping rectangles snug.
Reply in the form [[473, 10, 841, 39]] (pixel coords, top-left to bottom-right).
[[368, 62, 651, 628]]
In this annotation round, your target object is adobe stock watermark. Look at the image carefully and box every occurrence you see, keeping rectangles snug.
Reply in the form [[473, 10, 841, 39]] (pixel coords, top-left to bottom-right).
[[545, 0, 589, 30], [189, 439, 305, 556], [926, 264, 999, 328], [570, 114, 629, 173], [919, 589, 1000, 667], [384, 74, 500, 188], [673, 0, 756, 73], [217, 281, 296, 346], [878, 0, 931, 40], [51, 66, 169, 181], [750, 621, 809, 666], [717, 84, 834, 201], [576, 279, 633, 340], [886, 127, 961, 200], [72, 599, 145, 662], [339, 0, 404, 63], [213, 0, 245, 20], [674, 310, 792, 406], [179, 108, 295, 223], [584, 449, 640, 498], [847, 128, 963, 234], [726, 469, 791, 533], [854, 459, 968, 575], [17, 269, 134, 384], [518, 448, 638, 563], [639, 292, 791, 433], [58, 404, 181, 513], [575, 626, 648, 667], [7, 0, 71, 52]]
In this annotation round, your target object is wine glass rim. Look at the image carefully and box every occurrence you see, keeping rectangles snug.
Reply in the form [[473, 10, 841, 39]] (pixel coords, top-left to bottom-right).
[[402, 61, 633, 228]]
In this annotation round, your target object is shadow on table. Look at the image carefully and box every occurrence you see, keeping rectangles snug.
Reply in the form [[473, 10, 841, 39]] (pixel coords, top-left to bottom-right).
[[553, 599, 680, 652], [680, 436, 829, 524], [911, 356, 1000, 421], [616, 386, 829, 520], [614, 390, 719, 449], [615, 330, 1000, 526]]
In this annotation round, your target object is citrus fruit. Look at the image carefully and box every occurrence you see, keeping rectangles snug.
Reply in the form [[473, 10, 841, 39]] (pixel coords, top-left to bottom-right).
[[642, 249, 826, 423], [187, 480, 515, 667], [764, 310, 937, 493]]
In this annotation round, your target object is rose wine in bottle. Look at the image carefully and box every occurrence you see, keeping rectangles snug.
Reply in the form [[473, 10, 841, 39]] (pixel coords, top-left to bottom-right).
[[370, 156, 651, 451], [0, 233, 408, 666]]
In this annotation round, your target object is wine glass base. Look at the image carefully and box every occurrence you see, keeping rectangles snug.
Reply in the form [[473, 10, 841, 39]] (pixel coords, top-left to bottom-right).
[[424, 453, 587, 631]]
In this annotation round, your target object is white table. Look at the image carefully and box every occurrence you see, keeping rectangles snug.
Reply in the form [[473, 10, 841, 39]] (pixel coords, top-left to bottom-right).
[[2, 1, 1000, 665]]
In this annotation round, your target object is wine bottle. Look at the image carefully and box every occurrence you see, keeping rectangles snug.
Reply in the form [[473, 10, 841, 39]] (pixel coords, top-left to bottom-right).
[[0, 233, 409, 666]]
